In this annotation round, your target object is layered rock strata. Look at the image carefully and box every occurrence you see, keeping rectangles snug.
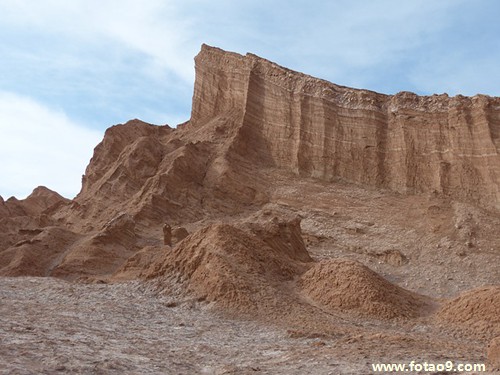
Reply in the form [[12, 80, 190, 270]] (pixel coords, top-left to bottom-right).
[[193, 44, 500, 207]]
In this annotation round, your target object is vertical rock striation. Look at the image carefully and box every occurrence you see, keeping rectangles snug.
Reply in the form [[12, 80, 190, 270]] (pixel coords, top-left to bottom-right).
[[192, 44, 500, 207]]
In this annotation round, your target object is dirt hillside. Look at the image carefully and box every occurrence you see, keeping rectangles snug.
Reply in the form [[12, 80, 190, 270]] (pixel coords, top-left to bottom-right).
[[1, 44, 499, 372]]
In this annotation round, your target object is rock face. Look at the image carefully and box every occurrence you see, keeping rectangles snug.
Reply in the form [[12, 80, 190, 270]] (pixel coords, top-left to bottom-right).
[[38, 44, 500, 239], [1, 44, 499, 285], [0, 186, 68, 219], [193, 44, 500, 207], [1, 44, 499, 371], [0, 186, 69, 263]]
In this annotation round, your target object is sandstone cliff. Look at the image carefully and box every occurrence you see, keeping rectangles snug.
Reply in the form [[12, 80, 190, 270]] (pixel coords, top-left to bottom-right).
[[2, 44, 500, 280], [192, 44, 500, 207], [35, 44, 500, 240], [1, 45, 499, 369]]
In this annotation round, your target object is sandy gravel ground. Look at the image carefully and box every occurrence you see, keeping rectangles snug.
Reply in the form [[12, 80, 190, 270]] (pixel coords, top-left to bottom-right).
[[0, 277, 371, 375]]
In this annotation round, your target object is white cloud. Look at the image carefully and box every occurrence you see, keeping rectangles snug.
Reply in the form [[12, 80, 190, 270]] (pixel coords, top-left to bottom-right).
[[262, 1, 462, 88], [0, 0, 197, 82], [0, 0, 472, 94], [1, 0, 496, 98], [0, 91, 102, 199]]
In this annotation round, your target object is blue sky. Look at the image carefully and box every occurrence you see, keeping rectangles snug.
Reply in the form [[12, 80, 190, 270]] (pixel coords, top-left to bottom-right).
[[1, 0, 500, 199]]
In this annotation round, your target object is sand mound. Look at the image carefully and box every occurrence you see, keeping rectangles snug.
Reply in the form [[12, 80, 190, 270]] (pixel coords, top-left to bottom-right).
[[488, 337, 500, 370], [145, 216, 311, 312], [299, 259, 430, 319], [112, 245, 164, 281], [436, 286, 500, 340]]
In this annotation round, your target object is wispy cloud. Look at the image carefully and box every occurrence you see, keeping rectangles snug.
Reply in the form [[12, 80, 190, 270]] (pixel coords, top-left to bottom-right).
[[0, 91, 102, 199], [2, 0, 498, 96], [0, 0, 196, 81], [1, 0, 195, 127], [229, 0, 469, 94]]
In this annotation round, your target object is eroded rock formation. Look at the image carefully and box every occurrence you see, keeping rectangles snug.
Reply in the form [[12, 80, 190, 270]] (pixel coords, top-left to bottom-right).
[[1, 45, 499, 369], [193, 44, 500, 207]]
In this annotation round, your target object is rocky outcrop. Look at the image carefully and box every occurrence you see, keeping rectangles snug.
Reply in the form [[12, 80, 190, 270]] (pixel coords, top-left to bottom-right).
[[0, 44, 498, 296], [35, 44, 500, 236], [0, 227, 80, 277], [1, 45, 498, 371], [54, 114, 269, 233], [0, 187, 69, 256], [0, 186, 68, 219], [143, 215, 312, 312], [0, 212, 139, 280], [193, 44, 500, 207]]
